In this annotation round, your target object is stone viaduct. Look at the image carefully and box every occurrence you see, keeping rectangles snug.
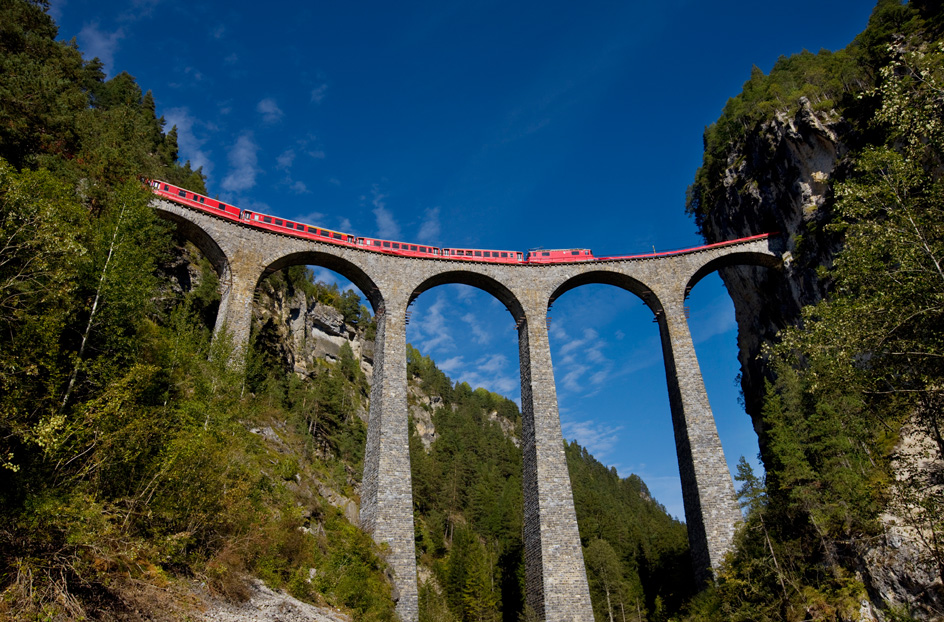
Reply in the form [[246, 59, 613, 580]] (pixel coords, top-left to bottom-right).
[[154, 198, 783, 622]]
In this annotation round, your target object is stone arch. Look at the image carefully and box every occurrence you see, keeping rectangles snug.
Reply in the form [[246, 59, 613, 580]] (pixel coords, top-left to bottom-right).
[[153, 203, 231, 281], [685, 249, 783, 297], [409, 269, 525, 324], [259, 250, 385, 314], [549, 269, 665, 318]]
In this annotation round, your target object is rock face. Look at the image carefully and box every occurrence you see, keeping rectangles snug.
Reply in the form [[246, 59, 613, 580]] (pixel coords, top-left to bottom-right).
[[254, 285, 374, 382], [697, 98, 847, 430], [695, 98, 944, 616]]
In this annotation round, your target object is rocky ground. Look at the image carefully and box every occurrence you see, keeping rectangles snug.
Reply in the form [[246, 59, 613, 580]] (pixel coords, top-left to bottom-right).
[[198, 580, 351, 622]]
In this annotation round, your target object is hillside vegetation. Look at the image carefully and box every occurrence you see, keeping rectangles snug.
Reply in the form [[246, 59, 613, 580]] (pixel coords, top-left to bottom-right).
[[0, 2, 692, 620], [685, 1, 944, 619]]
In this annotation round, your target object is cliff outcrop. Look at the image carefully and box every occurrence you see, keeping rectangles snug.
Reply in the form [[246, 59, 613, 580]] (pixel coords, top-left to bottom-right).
[[695, 97, 846, 431], [687, 3, 944, 616]]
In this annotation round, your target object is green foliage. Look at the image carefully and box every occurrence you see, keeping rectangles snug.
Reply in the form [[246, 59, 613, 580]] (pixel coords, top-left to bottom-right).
[[681, 5, 944, 618], [0, 3, 395, 618], [685, 0, 931, 230]]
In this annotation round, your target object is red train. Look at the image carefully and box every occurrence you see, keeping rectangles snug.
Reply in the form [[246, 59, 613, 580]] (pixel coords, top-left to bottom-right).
[[148, 180, 770, 264]]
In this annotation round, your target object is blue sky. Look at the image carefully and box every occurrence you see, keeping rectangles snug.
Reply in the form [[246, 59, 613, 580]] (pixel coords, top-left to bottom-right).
[[51, 0, 876, 518]]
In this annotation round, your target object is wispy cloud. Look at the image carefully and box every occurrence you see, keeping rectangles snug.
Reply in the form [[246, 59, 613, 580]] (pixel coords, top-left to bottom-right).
[[411, 294, 453, 354], [221, 132, 260, 193], [371, 187, 401, 239], [561, 419, 623, 460], [212, 25, 226, 39], [310, 83, 328, 104], [163, 107, 213, 179], [78, 22, 124, 75], [276, 149, 295, 170], [290, 181, 309, 194], [417, 206, 441, 243], [454, 353, 518, 397], [224, 52, 239, 65], [461, 312, 490, 345], [338, 217, 353, 232], [257, 98, 283, 124]]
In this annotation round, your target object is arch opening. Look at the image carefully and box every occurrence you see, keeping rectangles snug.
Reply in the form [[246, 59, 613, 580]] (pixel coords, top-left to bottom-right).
[[546, 280, 697, 615], [405, 282, 526, 621], [153, 202, 231, 280]]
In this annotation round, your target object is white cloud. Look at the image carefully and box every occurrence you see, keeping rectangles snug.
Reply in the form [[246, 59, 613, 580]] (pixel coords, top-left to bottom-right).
[[295, 210, 325, 225], [461, 312, 490, 345], [437, 355, 466, 374], [338, 217, 353, 232], [310, 268, 340, 287], [310, 83, 328, 104], [224, 52, 238, 65], [257, 98, 283, 124], [163, 107, 213, 179], [290, 181, 309, 194], [212, 25, 225, 39], [561, 419, 623, 459], [411, 295, 453, 354], [371, 188, 401, 239], [417, 206, 441, 243], [308, 149, 326, 159], [78, 22, 124, 75], [221, 132, 260, 193], [276, 149, 295, 170]]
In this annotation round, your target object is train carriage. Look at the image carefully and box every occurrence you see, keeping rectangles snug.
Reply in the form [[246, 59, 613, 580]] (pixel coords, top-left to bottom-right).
[[441, 248, 524, 263], [242, 210, 357, 246], [356, 237, 442, 258], [150, 180, 242, 222]]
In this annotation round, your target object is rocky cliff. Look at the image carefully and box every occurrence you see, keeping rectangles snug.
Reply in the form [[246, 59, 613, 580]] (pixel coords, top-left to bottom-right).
[[687, 4, 944, 615], [694, 97, 847, 434]]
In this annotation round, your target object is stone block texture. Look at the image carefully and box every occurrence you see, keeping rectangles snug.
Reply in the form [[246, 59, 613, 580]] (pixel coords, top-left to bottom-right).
[[154, 199, 782, 620]]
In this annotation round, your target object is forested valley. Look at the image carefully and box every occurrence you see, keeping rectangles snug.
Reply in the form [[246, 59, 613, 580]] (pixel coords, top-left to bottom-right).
[[0, 1, 692, 620]]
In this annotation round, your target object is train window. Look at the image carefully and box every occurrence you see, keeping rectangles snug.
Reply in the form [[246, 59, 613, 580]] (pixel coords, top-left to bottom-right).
[[163, 184, 169, 191], [348, 236, 355, 242], [474, 251, 482, 257], [199, 197, 205, 203], [383, 241, 390, 248], [572, 251, 579, 255], [218, 203, 227, 210], [434, 249, 439, 254], [501, 252, 508, 258], [542, 252, 550, 256], [178, 190, 186, 197], [392, 243, 400, 249], [273, 219, 282, 226], [410, 245, 417, 251], [263, 216, 272, 224], [307, 226, 315, 233], [333, 232, 342, 239]]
